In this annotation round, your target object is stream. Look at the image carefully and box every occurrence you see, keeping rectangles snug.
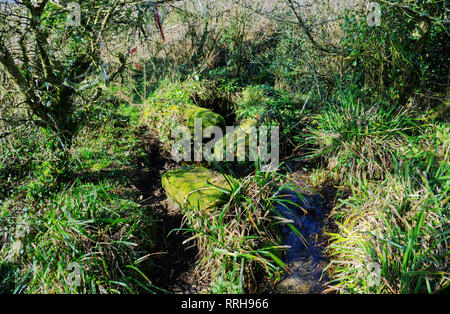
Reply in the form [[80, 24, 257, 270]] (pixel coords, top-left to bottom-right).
[[273, 189, 328, 294]]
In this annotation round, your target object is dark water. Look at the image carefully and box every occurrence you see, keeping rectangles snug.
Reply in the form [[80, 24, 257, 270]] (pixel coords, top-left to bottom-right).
[[273, 190, 327, 294]]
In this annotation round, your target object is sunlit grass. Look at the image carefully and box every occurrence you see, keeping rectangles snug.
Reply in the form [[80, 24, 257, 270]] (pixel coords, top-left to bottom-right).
[[325, 122, 449, 294], [300, 79, 420, 180]]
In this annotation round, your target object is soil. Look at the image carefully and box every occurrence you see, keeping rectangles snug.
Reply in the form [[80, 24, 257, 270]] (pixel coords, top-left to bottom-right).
[[132, 126, 210, 293]]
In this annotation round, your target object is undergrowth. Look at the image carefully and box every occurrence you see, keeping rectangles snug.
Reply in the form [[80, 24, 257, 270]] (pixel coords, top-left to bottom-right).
[[1, 101, 161, 293]]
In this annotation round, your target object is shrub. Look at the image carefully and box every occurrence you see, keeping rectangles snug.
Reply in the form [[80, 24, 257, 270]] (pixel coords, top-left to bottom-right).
[[341, 1, 448, 106]]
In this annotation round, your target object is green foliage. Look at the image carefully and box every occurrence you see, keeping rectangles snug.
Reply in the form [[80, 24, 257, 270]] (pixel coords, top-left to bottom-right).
[[300, 78, 420, 179], [326, 122, 449, 293], [236, 85, 267, 118], [265, 23, 306, 92], [0, 101, 160, 293], [236, 84, 305, 152], [0, 180, 159, 293], [210, 258, 245, 294], [0, 0, 165, 149], [1, 0, 448, 296], [341, 1, 448, 104], [222, 17, 248, 79], [0, 262, 22, 293]]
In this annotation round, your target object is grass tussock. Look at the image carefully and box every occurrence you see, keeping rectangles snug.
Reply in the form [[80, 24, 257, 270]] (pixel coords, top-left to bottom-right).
[[325, 123, 449, 293], [302, 80, 421, 180]]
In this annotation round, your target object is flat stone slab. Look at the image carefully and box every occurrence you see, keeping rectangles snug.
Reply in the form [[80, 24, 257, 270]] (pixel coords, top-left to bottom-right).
[[161, 167, 231, 213]]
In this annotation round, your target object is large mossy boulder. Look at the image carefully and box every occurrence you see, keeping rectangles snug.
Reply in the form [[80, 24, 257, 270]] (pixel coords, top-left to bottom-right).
[[143, 101, 226, 134], [185, 107, 225, 131], [142, 101, 225, 154], [161, 167, 231, 213], [141, 79, 228, 156]]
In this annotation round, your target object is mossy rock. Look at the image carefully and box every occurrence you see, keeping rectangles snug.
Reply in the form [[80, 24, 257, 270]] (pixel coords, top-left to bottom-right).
[[142, 101, 225, 135], [274, 277, 312, 294], [185, 107, 226, 131], [161, 167, 231, 213], [142, 100, 226, 155]]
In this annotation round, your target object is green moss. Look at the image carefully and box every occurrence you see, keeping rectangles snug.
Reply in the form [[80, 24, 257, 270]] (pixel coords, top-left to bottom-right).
[[161, 167, 231, 213], [185, 107, 226, 130], [143, 102, 225, 133], [142, 99, 226, 155]]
